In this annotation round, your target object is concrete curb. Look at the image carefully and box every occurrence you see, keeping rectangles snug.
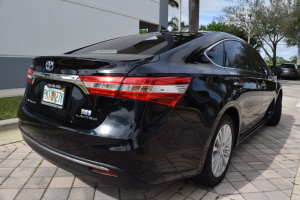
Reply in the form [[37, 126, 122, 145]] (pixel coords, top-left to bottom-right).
[[283, 96, 300, 107], [0, 118, 18, 126], [0, 88, 25, 98]]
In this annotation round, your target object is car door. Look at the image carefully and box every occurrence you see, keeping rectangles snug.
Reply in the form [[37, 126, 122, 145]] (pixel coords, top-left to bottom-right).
[[244, 44, 277, 118], [222, 40, 264, 136]]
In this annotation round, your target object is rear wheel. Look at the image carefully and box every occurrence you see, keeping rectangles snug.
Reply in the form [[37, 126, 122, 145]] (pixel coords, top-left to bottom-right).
[[266, 94, 282, 126], [195, 115, 234, 186]]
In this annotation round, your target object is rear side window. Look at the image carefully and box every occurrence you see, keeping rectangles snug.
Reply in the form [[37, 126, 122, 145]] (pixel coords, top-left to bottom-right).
[[280, 64, 296, 69], [224, 41, 251, 71], [245, 45, 268, 74], [206, 42, 224, 66]]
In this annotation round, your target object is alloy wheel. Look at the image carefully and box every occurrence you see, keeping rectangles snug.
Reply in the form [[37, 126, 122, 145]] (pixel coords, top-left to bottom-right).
[[211, 123, 232, 177]]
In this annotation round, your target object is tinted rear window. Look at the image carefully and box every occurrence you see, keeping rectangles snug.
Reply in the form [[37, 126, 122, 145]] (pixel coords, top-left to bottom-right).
[[206, 42, 224, 66], [280, 64, 295, 69], [244, 44, 268, 74], [224, 40, 251, 70], [70, 33, 205, 56]]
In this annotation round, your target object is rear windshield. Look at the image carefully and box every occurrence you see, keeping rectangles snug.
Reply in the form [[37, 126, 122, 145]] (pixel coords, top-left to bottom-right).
[[70, 32, 205, 56], [280, 64, 295, 68]]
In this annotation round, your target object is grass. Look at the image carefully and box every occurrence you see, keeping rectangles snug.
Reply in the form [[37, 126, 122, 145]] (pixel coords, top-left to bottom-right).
[[0, 96, 23, 120]]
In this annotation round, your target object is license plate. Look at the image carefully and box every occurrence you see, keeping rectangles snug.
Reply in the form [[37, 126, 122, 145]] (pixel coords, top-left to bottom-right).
[[41, 84, 66, 109]]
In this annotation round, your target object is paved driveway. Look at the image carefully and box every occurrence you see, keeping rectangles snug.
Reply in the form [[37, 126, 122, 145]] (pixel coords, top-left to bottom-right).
[[1, 80, 300, 200]]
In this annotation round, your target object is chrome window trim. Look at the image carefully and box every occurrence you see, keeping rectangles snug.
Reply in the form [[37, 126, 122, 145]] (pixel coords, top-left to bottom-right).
[[32, 72, 89, 94], [203, 38, 270, 76], [22, 132, 110, 172], [203, 38, 246, 69]]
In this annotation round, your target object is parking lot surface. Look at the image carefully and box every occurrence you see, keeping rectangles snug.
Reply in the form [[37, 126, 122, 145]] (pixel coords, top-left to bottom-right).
[[1, 79, 300, 200]]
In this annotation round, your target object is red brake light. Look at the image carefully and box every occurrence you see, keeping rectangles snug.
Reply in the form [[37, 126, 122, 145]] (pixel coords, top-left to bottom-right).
[[79, 76, 125, 97], [27, 69, 34, 83], [79, 76, 192, 108], [118, 77, 192, 107]]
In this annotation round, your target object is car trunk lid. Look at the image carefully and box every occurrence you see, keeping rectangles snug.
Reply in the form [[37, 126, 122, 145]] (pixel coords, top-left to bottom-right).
[[24, 54, 155, 128]]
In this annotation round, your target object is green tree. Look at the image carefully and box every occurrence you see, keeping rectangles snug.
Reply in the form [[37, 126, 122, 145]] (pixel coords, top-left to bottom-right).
[[282, 0, 300, 65], [290, 55, 297, 63], [222, 0, 289, 67], [139, 29, 148, 34], [264, 57, 273, 66], [199, 22, 226, 32], [189, 0, 199, 33], [276, 56, 287, 64], [199, 22, 261, 50], [168, 0, 179, 8], [168, 17, 189, 31]]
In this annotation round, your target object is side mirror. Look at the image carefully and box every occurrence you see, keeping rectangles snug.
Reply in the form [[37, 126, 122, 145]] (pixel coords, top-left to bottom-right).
[[272, 66, 283, 75]]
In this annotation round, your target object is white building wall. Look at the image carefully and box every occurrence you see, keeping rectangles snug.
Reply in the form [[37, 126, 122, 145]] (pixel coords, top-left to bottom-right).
[[0, 0, 159, 56]]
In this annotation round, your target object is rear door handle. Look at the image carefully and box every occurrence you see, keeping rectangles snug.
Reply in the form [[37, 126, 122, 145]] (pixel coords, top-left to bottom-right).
[[233, 81, 243, 87]]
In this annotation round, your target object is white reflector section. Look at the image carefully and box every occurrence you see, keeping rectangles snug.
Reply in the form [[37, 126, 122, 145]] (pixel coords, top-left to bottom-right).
[[120, 85, 188, 93], [83, 82, 120, 90]]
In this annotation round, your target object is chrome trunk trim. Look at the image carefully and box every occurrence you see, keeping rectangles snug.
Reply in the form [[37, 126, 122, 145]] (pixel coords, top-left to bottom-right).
[[31, 72, 89, 94]]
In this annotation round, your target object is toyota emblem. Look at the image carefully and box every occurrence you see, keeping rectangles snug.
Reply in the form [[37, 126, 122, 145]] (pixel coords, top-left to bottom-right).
[[45, 61, 54, 71]]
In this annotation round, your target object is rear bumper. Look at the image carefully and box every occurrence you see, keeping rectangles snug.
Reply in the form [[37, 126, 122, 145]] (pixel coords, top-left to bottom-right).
[[21, 129, 157, 190], [18, 97, 208, 188]]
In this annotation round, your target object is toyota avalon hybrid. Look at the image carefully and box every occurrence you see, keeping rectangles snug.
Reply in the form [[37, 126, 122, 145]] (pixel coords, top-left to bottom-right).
[[18, 31, 282, 189]]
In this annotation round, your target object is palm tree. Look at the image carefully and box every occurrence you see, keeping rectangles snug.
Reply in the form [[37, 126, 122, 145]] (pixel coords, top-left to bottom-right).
[[189, 0, 200, 33], [168, 0, 179, 8], [168, 17, 189, 31], [168, 0, 183, 31]]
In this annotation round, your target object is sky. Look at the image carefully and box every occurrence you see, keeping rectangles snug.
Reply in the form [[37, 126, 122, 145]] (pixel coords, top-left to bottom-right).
[[168, 0, 298, 61]]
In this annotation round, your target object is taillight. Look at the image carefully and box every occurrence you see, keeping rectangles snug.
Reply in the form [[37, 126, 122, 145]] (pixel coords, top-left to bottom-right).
[[118, 77, 192, 107], [79, 76, 192, 108], [292, 69, 297, 71], [80, 76, 125, 97], [27, 69, 34, 83]]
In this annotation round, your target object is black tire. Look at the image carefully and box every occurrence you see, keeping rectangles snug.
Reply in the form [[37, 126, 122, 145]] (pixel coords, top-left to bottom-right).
[[194, 115, 234, 187], [266, 94, 282, 126]]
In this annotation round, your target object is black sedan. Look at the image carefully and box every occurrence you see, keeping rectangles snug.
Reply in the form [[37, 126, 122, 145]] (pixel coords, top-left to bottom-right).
[[278, 63, 300, 79], [18, 31, 282, 189]]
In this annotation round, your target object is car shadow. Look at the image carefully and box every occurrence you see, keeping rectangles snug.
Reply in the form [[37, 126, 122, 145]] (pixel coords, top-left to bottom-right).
[[77, 110, 297, 200]]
